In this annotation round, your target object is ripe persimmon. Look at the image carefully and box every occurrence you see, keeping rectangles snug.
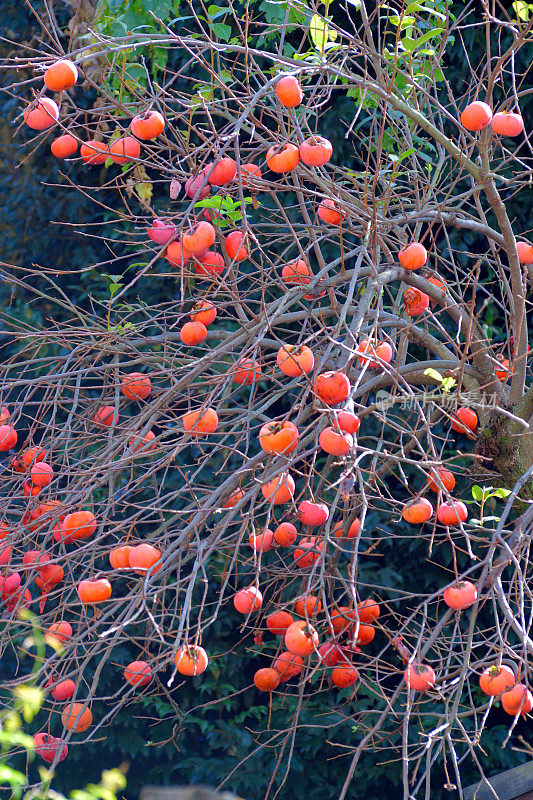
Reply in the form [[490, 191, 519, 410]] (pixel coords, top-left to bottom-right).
[[46, 621, 73, 642], [0, 425, 17, 451], [254, 667, 280, 691], [93, 405, 118, 428], [261, 473, 295, 505], [516, 241, 533, 265], [285, 620, 319, 656], [495, 358, 512, 383], [194, 250, 225, 276], [34, 733, 68, 764], [331, 606, 355, 634], [233, 586, 262, 613], [51, 134, 78, 158], [61, 702, 92, 732], [148, 218, 176, 245], [318, 642, 344, 666], [182, 407, 219, 436], [317, 198, 343, 225], [121, 372, 151, 401], [225, 231, 248, 261], [166, 240, 192, 267], [479, 664, 515, 696], [491, 111, 524, 137], [233, 358, 262, 385], [21, 448, 47, 468], [240, 163, 262, 187], [436, 501, 468, 526], [23, 480, 41, 498], [443, 580, 478, 610], [281, 259, 311, 286], [358, 598, 380, 623], [109, 136, 141, 164], [273, 521, 297, 546], [293, 537, 326, 568], [273, 651, 303, 681], [185, 168, 211, 200], [501, 683, 533, 716], [460, 101, 492, 132], [404, 663, 436, 692], [294, 595, 322, 617], [129, 543, 162, 575], [319, 427, 353, 456], [276, 344, 314, 377], [427, 467, 456, 493], [77, 579, 111, 604], [259, 420, 299, 454], [352, 623, 375, 646], [332, 518, 361, 540], [80, 140, 108, 164], [131, 110, 165, 140], [190, 300, 216, 326], [130, 430, 156, 453], [44, 60, 78, 91], [275, 75, 302, 107], [356, 339, 393, 369], [398, 243, 427, 270], [109, 545, 132, 569], [183, 221, 216, 254], [57, 511, 97, 543], [50, 679, 76, 701], [404, 287, 430, 316], [21, 447, 46, 468], [30, 461, 53, 487], [299, 136, 333, 167], [314, 371, 350, 405], [23, 98, 59, 130], [223, 488, 244, 508], [266, 610, 294, 635], [175, 645, 208, 676], [451, 407, 478, 432], [207, 157, 237, 186], [299, 500, 329, 526], [402, 498, 433, 524], [332, 665, 359, 688], [266, 143, 300, 173], [124, 660, 152, 686], [335, 410, 360, 434], [248, 528, 274, 552], [180, 320, 207, 345]]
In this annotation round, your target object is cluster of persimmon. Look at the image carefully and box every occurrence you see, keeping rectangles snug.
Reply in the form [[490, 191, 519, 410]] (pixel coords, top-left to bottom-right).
[[12, 55, 533, 771]]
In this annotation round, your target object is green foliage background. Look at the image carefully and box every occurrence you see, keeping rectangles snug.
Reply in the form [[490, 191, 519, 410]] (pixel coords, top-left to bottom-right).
[[0, 1, 531, 798]]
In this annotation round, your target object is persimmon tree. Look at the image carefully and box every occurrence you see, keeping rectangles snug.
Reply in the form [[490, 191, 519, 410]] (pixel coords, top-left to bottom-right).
[[1, 0, 532, 798]]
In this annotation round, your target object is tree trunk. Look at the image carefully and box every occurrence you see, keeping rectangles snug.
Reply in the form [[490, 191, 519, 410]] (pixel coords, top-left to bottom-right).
[[475, 409, 533, 501]]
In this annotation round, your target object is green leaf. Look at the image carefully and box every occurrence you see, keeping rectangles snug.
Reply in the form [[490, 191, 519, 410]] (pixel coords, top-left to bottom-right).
[[402, 27, 444, 50], [389, 14, 416, 28], [423, 367, 443, 383], [0, 765, 27, 787], [490, 488, 512, 499], [207, 4, 230, 18], [210, 22, 232, 40], [512, 1, 533, 21], [441, 377, 457, 393], [14, 685, 43, 722], [109, 282, 123, 298], [309, 14, 336, 49], [471, 485, 484, 502]]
